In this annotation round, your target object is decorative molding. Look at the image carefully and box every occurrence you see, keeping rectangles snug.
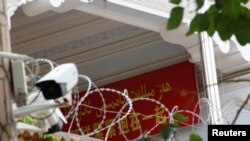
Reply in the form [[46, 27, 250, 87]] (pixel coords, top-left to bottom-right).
[[30, 25, 141, 58], [159, 22, 200, 63], [22, 0, 64, 16], [77, 54, 189, 91], [91, 0, 250, 74], [12, 18, 134, 54], [231, 37, 250, 62], [7, 0, 66, 28], [47, 32, 159, 64], [7, 0, 33, 28], [10, 0, 250, 75], [36, 31, 160, 74], [11, 11, 99, 45], [159, 21, 250, 74], [73, 39, 187, 88]]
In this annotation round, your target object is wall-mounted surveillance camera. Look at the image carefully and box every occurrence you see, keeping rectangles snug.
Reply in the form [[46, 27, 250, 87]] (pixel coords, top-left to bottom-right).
[[36, 63, 78, 100]]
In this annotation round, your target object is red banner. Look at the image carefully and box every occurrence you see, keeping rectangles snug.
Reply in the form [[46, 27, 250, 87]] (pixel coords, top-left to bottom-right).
[[61, 61, 199, 140]]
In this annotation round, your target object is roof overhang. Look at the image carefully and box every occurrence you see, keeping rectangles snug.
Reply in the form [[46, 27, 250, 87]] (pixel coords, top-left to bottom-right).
[[8, 0, 250, 74]]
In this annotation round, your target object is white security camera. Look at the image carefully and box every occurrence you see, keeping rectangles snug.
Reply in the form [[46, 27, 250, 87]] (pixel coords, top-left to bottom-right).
[[36, 63, 78, 100]]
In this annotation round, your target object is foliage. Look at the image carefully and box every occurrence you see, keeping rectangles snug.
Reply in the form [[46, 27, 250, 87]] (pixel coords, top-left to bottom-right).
[[189, 133, 203, 141], [21, 116, 59, 141], [167, 0, 250, 45], [160, 123, 178, 140], [23, 115, 37, 125], [137, 113, 203, 141], [173, 113, 188, 123]]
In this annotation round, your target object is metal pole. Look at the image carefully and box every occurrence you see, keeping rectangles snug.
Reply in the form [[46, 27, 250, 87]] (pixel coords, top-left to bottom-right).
[[0, 0, 16, 140], [200, 32, 223, 124]]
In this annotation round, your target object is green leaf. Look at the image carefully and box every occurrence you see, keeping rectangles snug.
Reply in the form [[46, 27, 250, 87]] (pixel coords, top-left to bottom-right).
[[186, 14, 203, 35], [189, 133, 203, 141], [187, 13, 209, 34], [196, 0, 204, 10], [51, 136, 59, 141], [199, 13, 209, 31], [215, 0, 225, 9], [222, 0, 241, 20], [206, 6, 218, 36], [23, 115, 37, 125], [173, 113, 188, 122], [240, 0, 248, 4], [216, 14, 232, 40], [167, 7, 184, 30], [207, 18, 215, 36], [235, 17, 250, 45], [229, 20, 239, 34], [207, 5, 219, 14], [241, 6, 250, 18], [170, 0, 181, 5], [160, 124, 177, 140], [235, 34, 248, 45]]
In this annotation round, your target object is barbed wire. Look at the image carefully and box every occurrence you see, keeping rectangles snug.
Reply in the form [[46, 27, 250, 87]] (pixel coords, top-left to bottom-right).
[[16, 58, 250, 141]]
